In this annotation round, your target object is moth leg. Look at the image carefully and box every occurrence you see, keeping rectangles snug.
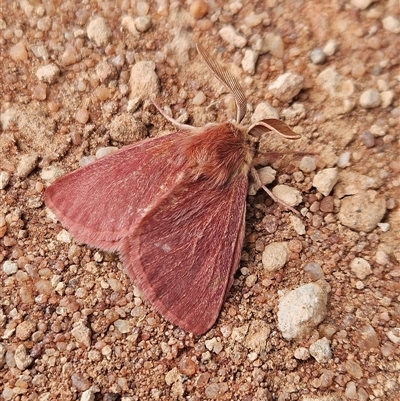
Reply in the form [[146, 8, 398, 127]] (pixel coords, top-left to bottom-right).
[[151, 99, 197, 131], [250, 167, 300, 215]]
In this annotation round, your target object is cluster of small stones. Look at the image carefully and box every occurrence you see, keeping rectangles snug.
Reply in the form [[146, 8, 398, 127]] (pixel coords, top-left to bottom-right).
[[0, 0, 399, 400]]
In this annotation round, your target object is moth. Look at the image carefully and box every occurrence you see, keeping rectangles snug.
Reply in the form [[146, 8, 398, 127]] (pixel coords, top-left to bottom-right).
[[45, 43, 300, 335]]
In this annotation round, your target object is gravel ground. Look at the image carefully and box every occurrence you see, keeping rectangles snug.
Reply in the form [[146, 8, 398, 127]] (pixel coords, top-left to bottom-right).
[[1, 1, 399, 400]]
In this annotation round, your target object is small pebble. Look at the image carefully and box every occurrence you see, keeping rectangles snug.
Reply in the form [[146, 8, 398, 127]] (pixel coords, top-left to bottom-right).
[[380, 90, 395, 108], [268, 72, 304, 102], [346, 360, 363, 379], [36, 64, 60, 83], [204, 383, 228, 398], [337, 151, 351, 168], [192, 91, 206, 106], [129, 61, 160, 103], [369, 124, 386, 137], [87, 17, 112, 47], [190, 1, 208, 19], [71, 320, 92, 348], [2, 260, 18, 275], [320, 196, 334, 213], [75, 108, 90, 124], [251, 102, 279, 122], [262, 242, 289, 271], [304, 263, 325, 280], [81, 387, 96, 401], [294, 347, 310, 360], [32, 83, 47, 100], [16, 154, 38, 178], [0, 171, 10, 189], [382, 16, 400, 34], [277, 282, 329, 340], [178, 356, 197, 376], [359, 89, 381, 109], [219, 25, 247, 48], [338, 191, 386, 232], [244, 12, 267, 28], [272, 184, 302, 206], [345, 381, 358, 399], [299, 156, 316, 173], [9, 41, 28, 61], [136, 1, 150, 15], [361, 130, 375, 147], [242, 49, 258, 75], [114, 319, 130, 334], [135, 16, 151, 32], [95, 147, 118, 159], [310, 48, 326, 65], [312, 168, 338, 196], [263, 32, 284, 58], [309, 337, 332, 363], [375, 250, 390, 265], [350, 257, 372, 279], [14, 344, 33, 370], [290, 215, 306, 235], [323, 40, 339, 56]]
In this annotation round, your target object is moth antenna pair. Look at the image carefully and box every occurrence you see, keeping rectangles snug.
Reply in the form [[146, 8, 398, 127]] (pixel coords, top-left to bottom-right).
[[197, 43, 301, 139]]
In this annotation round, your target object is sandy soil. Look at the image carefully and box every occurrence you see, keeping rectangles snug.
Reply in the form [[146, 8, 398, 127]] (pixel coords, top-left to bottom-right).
[[0, 1, 399, 400]]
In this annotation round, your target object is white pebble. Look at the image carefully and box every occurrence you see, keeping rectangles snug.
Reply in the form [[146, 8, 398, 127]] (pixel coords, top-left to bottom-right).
[[377, 222, 390, 232], [36, 64, 60, 83], [268, 72, 304, 102], [16, 154, 38, 178], [14, 344, 33, 370], [219, 25, 246, 48], [369, 124, 387, 137], [95, 146, 118, 159], [272, 184, 302, 206], [277, 282, 329, 340], [0, 171, 11, 189], [299, 156, 316, 173], [129, 61, 160, 104], [359, 89, 381, 109], [350, 257, 372, 280], [375, 250, 390, 266], [134, 16, 151, 32], [380, 90, 395, 108], [323, 40, 339, 56], [56, 229, 72, 243], [81, 387, 96, 401], [258, 166, 276, 185], [337, 151, 351, 168], [192, 91, 206, 106], [262, 242, 289, 272], [114, 319, 130, 334], [71, 320, 92, 347], [251, 102, 279, 122], [241, 49, 258, 75], [87, 17, 112, 47], [2, 260, 18, 275], [310, 48, 326, 65], [382, 16, 400, 34], [309, 337, 332, 363], [294, 347, 310, 360], [312, 168, 338, 196], [290, 215, 306, 235]]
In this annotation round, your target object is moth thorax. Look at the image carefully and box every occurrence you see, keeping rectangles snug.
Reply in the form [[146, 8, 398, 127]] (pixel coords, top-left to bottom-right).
[[185, 123, 251, 187]]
